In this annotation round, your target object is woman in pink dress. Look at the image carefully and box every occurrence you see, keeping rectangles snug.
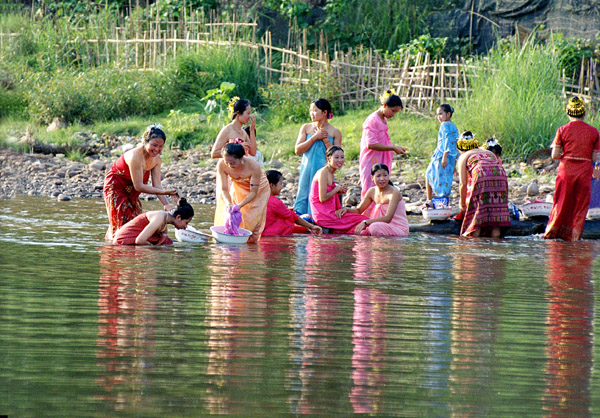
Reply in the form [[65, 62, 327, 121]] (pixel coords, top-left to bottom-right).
[[309, 146, 368, 233], [263, 170, 322, 236], [112, 198, 194, 245], [359, 89, 407, 198], [343, 164, 409, 237]]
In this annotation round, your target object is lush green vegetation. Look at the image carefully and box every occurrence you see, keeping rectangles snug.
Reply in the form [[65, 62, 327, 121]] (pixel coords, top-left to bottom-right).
[[1, 2, 599, 162]]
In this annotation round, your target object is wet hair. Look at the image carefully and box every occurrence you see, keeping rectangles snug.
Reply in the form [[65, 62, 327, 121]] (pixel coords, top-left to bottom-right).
[[384, 94, 403, 108], [223, 142, 246, 159], [485, 138, 503, 157], [142, 124, 166, 143], [266, 170, 283, 185], [439, 103, 454, 116], [312, 98, 333, 119], [371, 163, 394, 185], [326, 145, 344, 158], [171, 197, 194, 220], [231, 99, 250, 120]]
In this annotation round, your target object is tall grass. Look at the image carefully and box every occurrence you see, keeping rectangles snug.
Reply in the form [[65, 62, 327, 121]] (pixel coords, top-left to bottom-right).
[[457, 35, 565, 158]]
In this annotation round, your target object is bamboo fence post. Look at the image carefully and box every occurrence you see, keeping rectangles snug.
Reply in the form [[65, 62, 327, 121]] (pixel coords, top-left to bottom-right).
[[440, 58, 445, 104], [430, 58, 438, 110], [455, 59, 460, 100]]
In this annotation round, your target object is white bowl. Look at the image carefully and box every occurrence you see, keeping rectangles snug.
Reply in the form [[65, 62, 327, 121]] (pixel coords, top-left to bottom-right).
[[175, 227, 210, 243], [422, 208, 452, 221], [521, 202, 552, 218], [210, 225, 252, 244], [587, 207, 600, 220]]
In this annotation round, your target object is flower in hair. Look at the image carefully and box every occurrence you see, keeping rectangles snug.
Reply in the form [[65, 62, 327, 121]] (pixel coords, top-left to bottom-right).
[[379, 88, 397, 105], [228, 96, 240, 118], [147, 123, 164, 131]]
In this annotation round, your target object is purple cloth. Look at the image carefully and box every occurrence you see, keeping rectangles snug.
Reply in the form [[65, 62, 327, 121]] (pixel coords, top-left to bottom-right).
[[224, 205, 242, 235]]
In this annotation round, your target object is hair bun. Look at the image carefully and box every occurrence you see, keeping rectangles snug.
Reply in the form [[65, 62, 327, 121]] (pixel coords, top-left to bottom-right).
[[178, 197, 188, 206]]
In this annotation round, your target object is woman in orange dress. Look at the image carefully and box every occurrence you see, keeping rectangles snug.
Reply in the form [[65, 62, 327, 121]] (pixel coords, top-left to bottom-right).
[[544, 97, 600, 241], [103, 124, 178, 241], [214, 143, 270, 243]]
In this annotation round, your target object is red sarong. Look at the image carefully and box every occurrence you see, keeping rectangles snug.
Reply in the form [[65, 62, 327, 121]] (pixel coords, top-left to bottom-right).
[[544, 160, 592, 241], [103, 155, 150, 241], [112, 213, 172, 245]]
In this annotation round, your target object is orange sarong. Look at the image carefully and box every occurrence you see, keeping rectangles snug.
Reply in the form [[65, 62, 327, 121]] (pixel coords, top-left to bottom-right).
[[214, 173, 270, 243]]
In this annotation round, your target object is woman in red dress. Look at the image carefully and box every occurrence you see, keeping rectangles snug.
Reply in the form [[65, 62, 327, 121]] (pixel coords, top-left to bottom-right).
[[112, 198, 194, 245], [544, 97, 600, 241], [103, 124, 178, 241]]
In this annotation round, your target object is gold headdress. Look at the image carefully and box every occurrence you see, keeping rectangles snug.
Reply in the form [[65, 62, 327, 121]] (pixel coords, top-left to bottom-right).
[[566, 96, 585, 117], [379, 88, 397, 105], [228, 96, 240, 119], [457, 131, 480, 151]]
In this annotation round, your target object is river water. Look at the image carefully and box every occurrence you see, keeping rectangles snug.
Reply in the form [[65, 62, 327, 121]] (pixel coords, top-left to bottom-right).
[[1, 196, 599, 416]]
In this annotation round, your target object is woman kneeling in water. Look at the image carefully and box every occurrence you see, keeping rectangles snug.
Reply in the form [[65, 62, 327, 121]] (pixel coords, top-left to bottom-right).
[[113, 198, 194, 245]]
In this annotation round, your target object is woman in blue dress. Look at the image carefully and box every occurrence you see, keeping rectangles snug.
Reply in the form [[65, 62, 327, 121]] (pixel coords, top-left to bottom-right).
[[293, 98, 342, 218], [425, 104, 459, 207]]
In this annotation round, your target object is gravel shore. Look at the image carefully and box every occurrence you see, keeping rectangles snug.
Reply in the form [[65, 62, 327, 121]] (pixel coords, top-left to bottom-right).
[[0, 135, 558, 215]]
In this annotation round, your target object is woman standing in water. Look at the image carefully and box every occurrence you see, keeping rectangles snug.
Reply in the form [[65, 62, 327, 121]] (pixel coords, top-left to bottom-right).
[[359, 89, 407, 198], [343, 164, 409, 237], [103, 124, 178, 241], [457, 132, 510, 238], [113, 198, 194, 245], [211, 97, 257, 158], [309, 146, 368, 234], [544, 97, 600, 241], [424, 104, 459, 207], [215, 143, 270, 243], [293, 98, 342, 218]]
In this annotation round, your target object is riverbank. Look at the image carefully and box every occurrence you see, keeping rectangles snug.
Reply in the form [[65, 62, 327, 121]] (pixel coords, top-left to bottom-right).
[[0, 140, 558, 215]]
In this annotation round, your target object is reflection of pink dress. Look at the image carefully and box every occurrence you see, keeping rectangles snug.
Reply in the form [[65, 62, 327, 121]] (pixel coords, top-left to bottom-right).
[[359, 112, 393, 197], [309, 180, 367, 234], [360, 201, 409, 237]]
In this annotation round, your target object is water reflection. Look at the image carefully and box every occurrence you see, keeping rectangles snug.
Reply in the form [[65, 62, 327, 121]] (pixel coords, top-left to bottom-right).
[[96, 245, 158, 410], [450, 242, 506, 417], [287, 236, 354, 414], [205, 244, 267, 414], [543, 241, 594, 417], [349, 239, 396, 414]]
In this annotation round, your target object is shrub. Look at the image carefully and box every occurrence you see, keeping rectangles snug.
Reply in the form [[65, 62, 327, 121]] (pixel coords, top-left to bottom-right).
[[458, 35, 564, 159]]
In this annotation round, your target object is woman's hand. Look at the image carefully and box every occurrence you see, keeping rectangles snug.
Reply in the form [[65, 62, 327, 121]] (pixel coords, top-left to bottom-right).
[[310, 225, 323, 235], [354, 220, 367, 234], [593, 166, 600, 180], [335, 208, 347, 218], [337, 183, 348, 194], [163, 204, 174, 211], [314, 128, 328, 142], [441, 156, 448, 168], [394, 145, 407, 155]]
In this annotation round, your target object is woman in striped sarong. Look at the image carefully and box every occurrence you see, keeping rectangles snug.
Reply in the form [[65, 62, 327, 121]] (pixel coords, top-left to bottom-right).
[[456, 132, 510, 237]]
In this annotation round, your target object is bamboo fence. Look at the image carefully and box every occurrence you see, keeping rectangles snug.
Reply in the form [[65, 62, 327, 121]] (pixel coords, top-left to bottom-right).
[[2, 9, 599, 112]]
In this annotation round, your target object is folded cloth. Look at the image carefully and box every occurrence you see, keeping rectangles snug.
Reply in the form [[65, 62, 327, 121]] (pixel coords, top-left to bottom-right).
[[224, 205, 242, 235]]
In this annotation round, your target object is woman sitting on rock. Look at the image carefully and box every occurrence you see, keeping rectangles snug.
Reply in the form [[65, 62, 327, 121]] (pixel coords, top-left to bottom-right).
[[309, 146, 368, 234], [214, 143, 270, 243], [343, 164, 409, 237], [113, 198, 194, 245], [103, 124, 178, 241]]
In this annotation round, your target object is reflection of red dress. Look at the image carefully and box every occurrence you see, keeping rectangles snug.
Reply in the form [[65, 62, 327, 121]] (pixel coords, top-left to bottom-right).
[[544, 121, 600, 241], [112, 213, 172, 245], [103, 155, 151, 240]]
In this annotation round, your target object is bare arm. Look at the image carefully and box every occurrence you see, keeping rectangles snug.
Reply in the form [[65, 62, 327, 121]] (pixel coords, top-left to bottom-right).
[[551, 146, 562, 160], [211, 126, 231, 159], [246, 116, 257, 156], [317, 169, 341, 202], [216, 161, 233, 206], [367, 143, 407, 155], [347, 188, 375, 214], [368, 189, 401, 224], [127, 151, 177, 198], [135, 211, 166, 245], [332, 127, 342, 147], [150, 163, 172, 208], [295, 124, 314, 155]]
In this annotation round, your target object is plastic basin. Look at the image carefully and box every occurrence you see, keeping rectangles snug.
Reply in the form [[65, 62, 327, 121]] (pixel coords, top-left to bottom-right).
[[210, 225, 252, 244]]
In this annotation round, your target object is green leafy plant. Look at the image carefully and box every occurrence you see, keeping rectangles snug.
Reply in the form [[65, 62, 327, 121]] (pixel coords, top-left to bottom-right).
[[201, 81, 236, 123]]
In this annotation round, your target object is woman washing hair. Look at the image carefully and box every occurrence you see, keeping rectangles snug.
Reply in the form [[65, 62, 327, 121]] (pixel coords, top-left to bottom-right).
[[113, 198, 194, 245]]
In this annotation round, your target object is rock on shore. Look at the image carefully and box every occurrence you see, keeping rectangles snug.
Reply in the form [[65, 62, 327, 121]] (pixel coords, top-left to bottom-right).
[[0, 143, 558, 214]]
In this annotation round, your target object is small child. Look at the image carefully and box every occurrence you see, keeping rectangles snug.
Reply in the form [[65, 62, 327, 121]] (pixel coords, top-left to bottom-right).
[[263, 170, 322, 236]]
